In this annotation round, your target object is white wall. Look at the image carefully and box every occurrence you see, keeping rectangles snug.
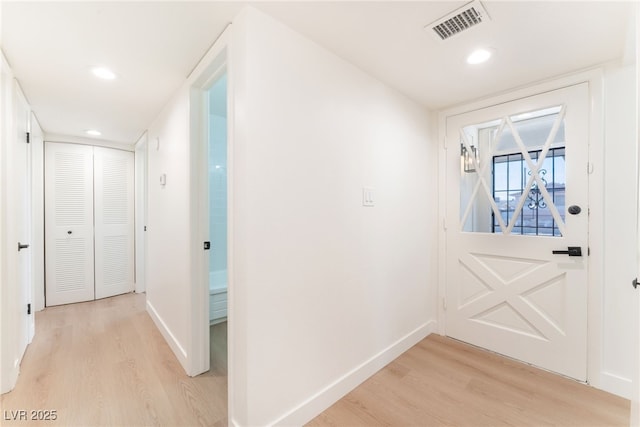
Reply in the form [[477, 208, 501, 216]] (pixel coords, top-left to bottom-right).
[[142, 30, 228, 380], [229, 8, 436, 426], [600, 63, 638, 398], [145, 91, 192, 369], [143, 6, 437, 425]]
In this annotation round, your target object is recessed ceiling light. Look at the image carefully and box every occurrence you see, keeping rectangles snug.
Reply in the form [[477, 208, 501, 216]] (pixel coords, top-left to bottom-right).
[[85, 129, 102, 136], [91, 67, 116, 80], [467, 48, 492, 65]]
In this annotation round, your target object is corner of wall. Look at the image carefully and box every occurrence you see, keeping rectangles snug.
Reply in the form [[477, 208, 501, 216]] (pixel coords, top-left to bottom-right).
[[146, 298, 188, 372], [143, 88, 193, 377]]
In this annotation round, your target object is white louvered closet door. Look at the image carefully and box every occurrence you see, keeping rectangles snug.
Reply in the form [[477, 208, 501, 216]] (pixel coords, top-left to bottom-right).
[[45, 143, 95, 306], [94, 147, 134, 299]]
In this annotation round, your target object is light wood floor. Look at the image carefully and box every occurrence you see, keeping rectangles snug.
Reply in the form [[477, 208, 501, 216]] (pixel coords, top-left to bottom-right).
[[2, 294, 630, 427], [0, 293, 228, 426], [307, 334, 630, 427]]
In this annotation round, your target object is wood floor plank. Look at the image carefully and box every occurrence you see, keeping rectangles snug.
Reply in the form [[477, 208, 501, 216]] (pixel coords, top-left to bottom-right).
[[307, 335, 630, 427], [2, 294, 630, 426], [0, 293, 227, 427]]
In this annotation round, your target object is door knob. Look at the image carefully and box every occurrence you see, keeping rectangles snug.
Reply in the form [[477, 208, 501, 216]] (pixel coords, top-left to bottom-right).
[[552, 246, 582, 257], [18, 242, 29, 251]]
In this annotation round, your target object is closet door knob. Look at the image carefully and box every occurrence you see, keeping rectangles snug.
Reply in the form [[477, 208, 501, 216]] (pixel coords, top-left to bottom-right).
[[67, 230, 72, 234]]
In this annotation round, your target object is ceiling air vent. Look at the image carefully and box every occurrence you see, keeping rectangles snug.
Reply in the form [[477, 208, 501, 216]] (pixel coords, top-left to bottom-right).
[[426, 0, 491, 41]]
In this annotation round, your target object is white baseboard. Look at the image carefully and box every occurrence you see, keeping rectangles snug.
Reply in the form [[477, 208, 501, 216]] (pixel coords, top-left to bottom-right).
[[146, 299, 189, 373], [0, 365, 18, 395], [270, 320, 437, 426], [598, 371, 633, 400]]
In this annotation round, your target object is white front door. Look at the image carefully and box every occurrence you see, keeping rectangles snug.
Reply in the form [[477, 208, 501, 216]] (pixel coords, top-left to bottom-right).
[[445, 83, 590, 381]]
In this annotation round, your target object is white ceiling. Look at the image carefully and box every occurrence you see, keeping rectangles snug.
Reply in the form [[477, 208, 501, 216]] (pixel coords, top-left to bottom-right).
[[1, 1, 634, 145]]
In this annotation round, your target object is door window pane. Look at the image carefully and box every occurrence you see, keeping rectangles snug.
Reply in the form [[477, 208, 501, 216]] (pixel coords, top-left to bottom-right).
[[492, 148, 565, 236], [459, 106, 566, 236]]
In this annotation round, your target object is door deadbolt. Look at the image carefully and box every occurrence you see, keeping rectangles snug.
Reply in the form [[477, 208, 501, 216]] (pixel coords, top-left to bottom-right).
[[568, 205, 581, 215]]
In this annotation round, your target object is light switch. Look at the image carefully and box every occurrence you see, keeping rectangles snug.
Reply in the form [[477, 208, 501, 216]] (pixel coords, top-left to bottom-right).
[[362, 187, 375, 207], [160, 173, 166, 187]]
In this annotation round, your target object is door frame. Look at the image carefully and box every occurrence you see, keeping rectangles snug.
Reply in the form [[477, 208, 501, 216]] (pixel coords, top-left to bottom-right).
[[186, 22, 231, 394], [30, 113, 45, 313], [1, 68, 35, 393], [14, 83, 34, 359], [438, 68, 605, 388], [134, 132, 148, 294], [633, 7, 640, 420]]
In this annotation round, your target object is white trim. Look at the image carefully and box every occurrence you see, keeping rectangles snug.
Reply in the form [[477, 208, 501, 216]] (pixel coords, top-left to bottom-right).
[[438, 67, 606, 392], [44, 133, 135, 152], [134, 132, 148, 294], [146, 299, 188, 369], [633, 4, 640, 424], [270, 321, 437, 427], [437, 111, 448, 336], [226, 24, 238, 427], [442, 67, 608, 118], [134, 132, 147, 149], [0, 53, 17, 394], [186, 26, 231, 381], [586, 70, 605, 392], [600, 372, 634, 399], [30, 113, 45, 313]]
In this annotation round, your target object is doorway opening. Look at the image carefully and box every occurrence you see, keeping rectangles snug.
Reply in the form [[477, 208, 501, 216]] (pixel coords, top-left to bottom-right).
[[206, 70, 228, 376], [188, 38, 229, 417]]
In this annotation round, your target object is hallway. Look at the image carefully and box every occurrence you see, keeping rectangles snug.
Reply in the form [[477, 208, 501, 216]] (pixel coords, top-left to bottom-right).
[[0, 293, 227, 426], [1, 3, 637, 424]]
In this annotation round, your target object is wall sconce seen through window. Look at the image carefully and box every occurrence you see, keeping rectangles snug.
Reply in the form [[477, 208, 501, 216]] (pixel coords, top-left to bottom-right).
[[461, 144, 478, 173]]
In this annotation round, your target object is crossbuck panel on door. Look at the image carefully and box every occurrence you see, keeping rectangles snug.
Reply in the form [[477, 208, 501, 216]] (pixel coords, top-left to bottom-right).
[[445, 84, 589, 381]]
